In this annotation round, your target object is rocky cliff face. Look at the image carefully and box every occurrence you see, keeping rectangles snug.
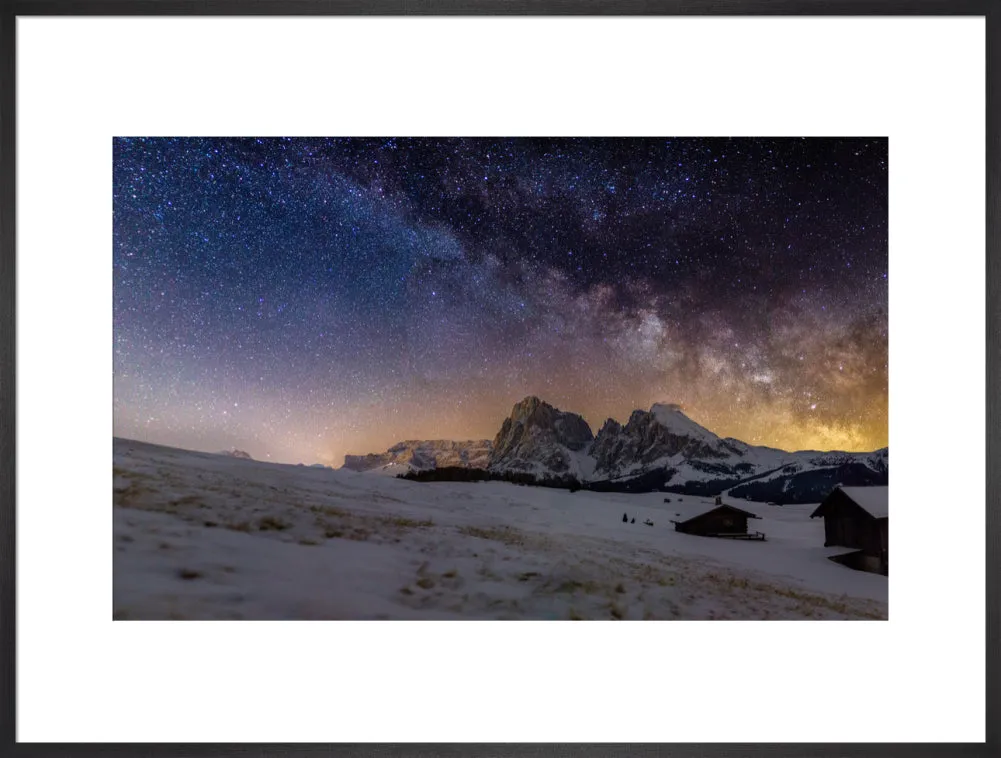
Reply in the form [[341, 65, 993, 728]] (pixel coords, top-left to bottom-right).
[[588, 417, 624, 475], [342, 439, 493, 473], [487, 396, 595, 476]]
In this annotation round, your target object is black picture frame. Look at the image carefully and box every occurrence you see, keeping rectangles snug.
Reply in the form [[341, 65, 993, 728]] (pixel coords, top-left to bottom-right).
[[1, 1, 996, 756]]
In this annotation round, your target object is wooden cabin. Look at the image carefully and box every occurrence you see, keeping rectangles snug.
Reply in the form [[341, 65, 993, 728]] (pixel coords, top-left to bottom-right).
[[810, 486, 888, 575], [671, 504, 765, 541]]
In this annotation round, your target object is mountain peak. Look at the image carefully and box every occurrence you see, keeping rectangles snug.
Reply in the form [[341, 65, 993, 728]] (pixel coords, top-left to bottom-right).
[[511, 395, 545, 414], [651, 402, 685, 416], [649, 403, 716, 440], [490, 397, 594, 475], [498, 396, 593, 439]]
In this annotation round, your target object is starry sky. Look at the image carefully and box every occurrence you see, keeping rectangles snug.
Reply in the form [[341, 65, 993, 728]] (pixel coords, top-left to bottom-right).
[[113, 137, 887, 465]]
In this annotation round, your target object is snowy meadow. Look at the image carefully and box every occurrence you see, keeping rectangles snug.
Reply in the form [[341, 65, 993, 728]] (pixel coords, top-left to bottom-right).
[[113, 438, 887, 620]]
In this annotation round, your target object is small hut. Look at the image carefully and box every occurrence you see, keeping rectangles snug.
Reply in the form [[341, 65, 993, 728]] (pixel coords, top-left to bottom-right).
[[671, 503, 765, 541], [810, 486, 888, 575]]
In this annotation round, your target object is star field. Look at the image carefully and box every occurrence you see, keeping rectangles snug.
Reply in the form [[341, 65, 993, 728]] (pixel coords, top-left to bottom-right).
[[113, 137, 887, 464]]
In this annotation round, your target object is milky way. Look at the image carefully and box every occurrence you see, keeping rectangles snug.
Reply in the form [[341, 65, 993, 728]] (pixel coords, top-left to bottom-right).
[[113, 138, 887, 465]]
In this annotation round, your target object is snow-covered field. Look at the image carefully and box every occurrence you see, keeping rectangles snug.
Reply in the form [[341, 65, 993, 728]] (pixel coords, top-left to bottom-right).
[[113, 438, 887, 620]]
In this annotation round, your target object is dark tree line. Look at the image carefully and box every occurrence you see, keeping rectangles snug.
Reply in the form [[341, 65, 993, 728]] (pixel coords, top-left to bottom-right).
[[398, 466, 582, 491], [396, 460, 890, 504], [728, 463, 888, 504]]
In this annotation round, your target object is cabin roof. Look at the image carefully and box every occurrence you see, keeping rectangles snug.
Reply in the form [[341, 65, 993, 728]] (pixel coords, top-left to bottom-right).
[[811, 486, 888, 519], [675, 503, 761, 525]]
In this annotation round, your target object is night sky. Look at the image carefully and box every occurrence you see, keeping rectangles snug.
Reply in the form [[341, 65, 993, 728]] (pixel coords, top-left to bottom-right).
[[113, 138, 887, 465]]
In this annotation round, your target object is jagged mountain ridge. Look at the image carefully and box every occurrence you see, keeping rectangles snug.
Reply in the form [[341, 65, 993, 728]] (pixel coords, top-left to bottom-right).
[[340, 397, 888, 503], [488, 396, 596, 479], [342, 439, 493, 475], [590, 403, 748, 479], [586, 401, 887, 501]]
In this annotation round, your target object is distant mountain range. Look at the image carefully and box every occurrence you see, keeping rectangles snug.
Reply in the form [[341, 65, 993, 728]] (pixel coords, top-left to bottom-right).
[[342, 439, 493, 476], [218, 448, 253, 460], [340, 396, 888, 504]]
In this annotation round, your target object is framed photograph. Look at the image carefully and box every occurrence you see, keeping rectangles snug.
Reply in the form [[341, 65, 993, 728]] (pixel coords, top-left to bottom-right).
[[2, 0, 994, 754]]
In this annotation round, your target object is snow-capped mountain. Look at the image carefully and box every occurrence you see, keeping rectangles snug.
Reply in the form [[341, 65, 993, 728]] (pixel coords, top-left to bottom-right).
[[342, 439, 493, 475], [586, 402, 887, 502], [590, 403, 750, 479], [488, 396, 596, 480], [340, 396, 888, 503]]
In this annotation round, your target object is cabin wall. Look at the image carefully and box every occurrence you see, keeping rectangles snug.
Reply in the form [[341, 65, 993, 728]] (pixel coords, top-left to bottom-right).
[[878, 518, 888, 572], [823, 513, 884, 557], [824, 515, 864, 549], [678, 511, 750, 535], [731, 514, 749, 534]]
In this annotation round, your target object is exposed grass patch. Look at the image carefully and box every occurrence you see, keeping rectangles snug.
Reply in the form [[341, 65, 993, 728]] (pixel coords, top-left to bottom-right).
[[178, 569, 202, 580], [767, 583, 883, 618], [554, 578, 601, 595], [386, 516, 434, 528], [310, 504, 350, 518], [609, 603, 625, 620], [113, 467, 155, 482], [226, 521, 253, 533], [258, 516, 292, 532], [631, 563, 679, 587], [702, 571, 885, 620], [113, 481, 145, 507], [415, 576, 435, 590], [568, 607, 583, 620], [298, 538, 319, 546], [615, 582, 626, 594], [443, 568, 458, 578], [457, 524, 526, 546], [705, 572, 752, 591], [310, 507, 434, 544]]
